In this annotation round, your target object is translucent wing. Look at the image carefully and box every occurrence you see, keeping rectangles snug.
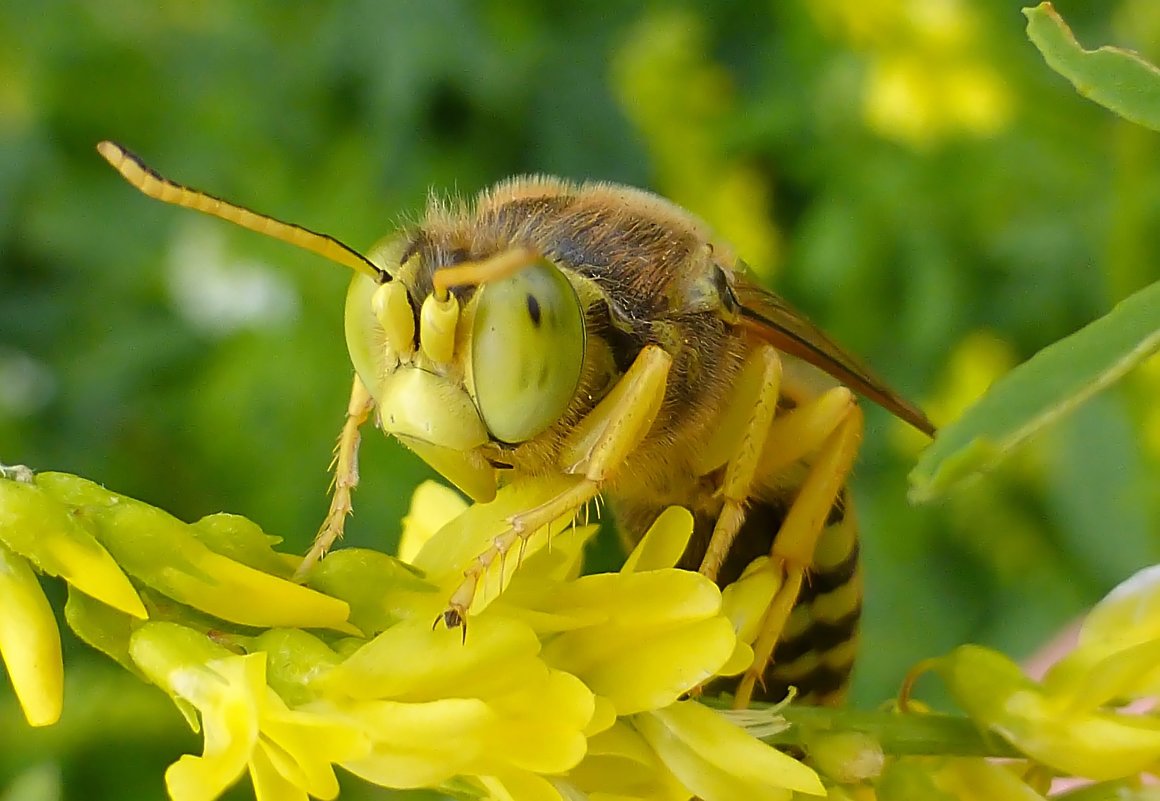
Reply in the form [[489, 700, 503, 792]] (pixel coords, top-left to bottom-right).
[[733, 276, 936, 437]]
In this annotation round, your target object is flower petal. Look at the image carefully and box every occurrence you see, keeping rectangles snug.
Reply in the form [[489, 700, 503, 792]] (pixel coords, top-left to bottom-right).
[[642, 701, 825, 797], [930, 758, 1047, 801], [162, 659, 261, 801], [399, 481, 469, 564], [720, 556, 780, 645], [339, 697, 494, 788], [78, 491, 352, 632], [588, 721, 661, 767], [314, 615, 543, 701], [634, 709, 795, 801], [573, 720, 693, 800], [585, 696, 618, 737], [479, 771, 565, 801], [249, 742, 309, 801], [480, 668, 593, 773], [490, 667, 595, 729], [507, 523, 599, 586], [1080, 564, 1160, 651], [1043, 638, 1160, 711], [540, 571, 723, 631], [258, 694, 369, 797], [620, 507, 694, 574], [718, 640, 754, 678], [0, 542, 63, 726], [551, 617, 736, 715], [63, 585, 138, 676], [411, 475, 582, 581]]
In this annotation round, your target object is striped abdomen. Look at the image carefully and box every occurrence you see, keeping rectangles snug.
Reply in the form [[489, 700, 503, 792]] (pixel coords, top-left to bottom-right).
[[681, 491, 862, 706]]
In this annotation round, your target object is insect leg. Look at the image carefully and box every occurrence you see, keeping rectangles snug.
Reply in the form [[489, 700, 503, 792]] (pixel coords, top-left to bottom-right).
[[735, 400, 863, 708], [297, 375, 375, 577], [763, 505, 861, 705], [757, 386, 858, 476], [699, 345, 783, 582], [441, 345, 673, 628]]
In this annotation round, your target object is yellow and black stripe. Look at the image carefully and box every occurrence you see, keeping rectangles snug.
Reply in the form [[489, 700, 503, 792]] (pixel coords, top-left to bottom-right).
[[676, 490, 862, 706]]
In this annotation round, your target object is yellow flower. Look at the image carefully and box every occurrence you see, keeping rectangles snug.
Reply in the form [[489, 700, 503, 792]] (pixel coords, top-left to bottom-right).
[[1040, 564, 1160, 712], [0, 473, 145, 619], [563, 721, 690, 801], [929, 759, 1048, 801], [129, 622, 368, 801], [633, 700, 826, 800], [912, 567, 1160, 787], [535, 506, 737, 716], [343, 479, 822, 801], [931, 644, 1160, 780], [36, 473, 353, 633], [332, 667, 592, 790], [5, 469, 825, 801], [879, 757, 1047, 801], [0, 468, 147, 726], [810, 0, 1012, 146], [401, 475, 592, 617], [864, 54, 1010, 146], [499, 504, 822, 801]]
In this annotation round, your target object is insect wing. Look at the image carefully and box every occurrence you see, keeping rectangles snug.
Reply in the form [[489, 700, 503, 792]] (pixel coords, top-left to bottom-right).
[[732, 277, 936, 437]]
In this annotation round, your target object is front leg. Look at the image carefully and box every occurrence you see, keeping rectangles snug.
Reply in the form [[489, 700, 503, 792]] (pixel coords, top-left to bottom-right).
[[297, 374, 375, 578], [441, 345, 673, 628]]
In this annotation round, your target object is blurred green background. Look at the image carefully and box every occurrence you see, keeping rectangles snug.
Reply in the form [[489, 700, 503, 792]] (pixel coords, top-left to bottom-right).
[[2, 1, 1159, 798]]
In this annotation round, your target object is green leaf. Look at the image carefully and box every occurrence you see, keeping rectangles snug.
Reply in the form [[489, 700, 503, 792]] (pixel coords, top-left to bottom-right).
[[1024, 2, 1160, 131], [909, 281, 1160, 502]]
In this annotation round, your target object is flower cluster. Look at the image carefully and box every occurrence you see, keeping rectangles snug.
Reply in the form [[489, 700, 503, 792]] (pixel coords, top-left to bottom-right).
[[895, 563, 1160, 799], [809, 0, 1012, 146], [0, 468, 821, 801]]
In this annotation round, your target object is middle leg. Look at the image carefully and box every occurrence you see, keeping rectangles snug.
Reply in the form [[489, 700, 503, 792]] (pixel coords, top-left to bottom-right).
[[699, 345, 783, 582]]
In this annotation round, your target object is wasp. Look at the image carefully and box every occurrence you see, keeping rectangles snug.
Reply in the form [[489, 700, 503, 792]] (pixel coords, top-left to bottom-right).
[[98, 141, 935, 708]]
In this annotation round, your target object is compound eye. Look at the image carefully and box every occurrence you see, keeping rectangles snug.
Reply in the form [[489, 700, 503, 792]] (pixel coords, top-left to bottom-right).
[[344, 272, 385, 399], [471, 259, 585, 443]]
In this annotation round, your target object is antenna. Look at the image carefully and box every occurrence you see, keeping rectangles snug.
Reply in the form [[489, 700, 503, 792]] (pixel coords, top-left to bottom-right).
[[97, 141, 386, 282]]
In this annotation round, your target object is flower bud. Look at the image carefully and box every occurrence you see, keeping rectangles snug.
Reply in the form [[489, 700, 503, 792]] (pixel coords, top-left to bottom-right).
[[0, 543, 63, 726], [808, 731, 884, 784], [0, 475, 145, 618]]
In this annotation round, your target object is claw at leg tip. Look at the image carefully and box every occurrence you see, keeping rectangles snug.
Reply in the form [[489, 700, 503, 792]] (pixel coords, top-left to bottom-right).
[[436, 606, 468, 643]]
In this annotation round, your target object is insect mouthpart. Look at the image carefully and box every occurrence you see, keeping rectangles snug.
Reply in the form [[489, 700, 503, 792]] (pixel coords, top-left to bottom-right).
[[345, 270, 498, 503]]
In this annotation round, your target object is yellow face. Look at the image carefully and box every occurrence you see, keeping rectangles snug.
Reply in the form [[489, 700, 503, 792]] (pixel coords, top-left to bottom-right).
[[343, 239, 587, 502], [94, 141, 607, 508]]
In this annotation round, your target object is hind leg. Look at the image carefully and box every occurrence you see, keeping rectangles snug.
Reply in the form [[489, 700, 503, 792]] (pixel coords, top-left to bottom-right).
[[762, 502, 862, 706], [734, 400, 863, 708]]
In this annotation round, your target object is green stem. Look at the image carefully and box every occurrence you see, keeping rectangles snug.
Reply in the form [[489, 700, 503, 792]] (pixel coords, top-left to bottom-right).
[[703, 699, 1021, 758]]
